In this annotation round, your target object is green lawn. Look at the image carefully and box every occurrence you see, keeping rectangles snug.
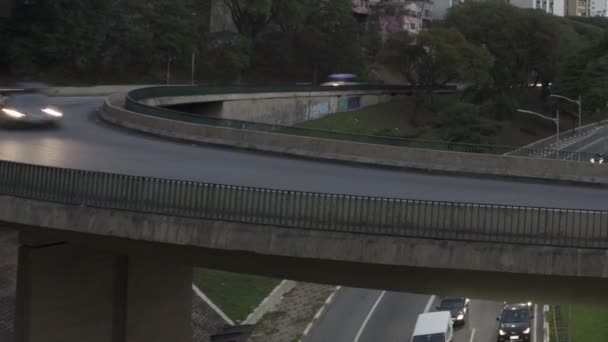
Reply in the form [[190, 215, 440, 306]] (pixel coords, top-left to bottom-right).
[[193, 268, 281, 323], [295, 92, 565, 147], [571, 306, 608, 342], [297, 98, 442, 140]]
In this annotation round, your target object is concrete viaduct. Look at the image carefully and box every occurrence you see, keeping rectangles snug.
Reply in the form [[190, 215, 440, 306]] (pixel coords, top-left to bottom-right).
[[1, 85, 608, 342]]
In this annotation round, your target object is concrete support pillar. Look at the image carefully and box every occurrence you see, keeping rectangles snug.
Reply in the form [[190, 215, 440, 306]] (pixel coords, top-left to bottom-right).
[[14, 238, 192, 342]]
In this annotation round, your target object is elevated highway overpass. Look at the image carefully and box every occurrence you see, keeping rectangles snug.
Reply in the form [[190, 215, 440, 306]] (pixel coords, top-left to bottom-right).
[[1, 86, 608, 342]]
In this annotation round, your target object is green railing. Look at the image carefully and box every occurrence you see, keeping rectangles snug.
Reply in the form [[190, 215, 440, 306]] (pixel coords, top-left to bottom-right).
[[1, 159, 607, 249], [124, 85, 598, 161]]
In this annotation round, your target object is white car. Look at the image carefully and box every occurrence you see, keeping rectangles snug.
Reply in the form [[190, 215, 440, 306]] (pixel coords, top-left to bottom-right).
[[320, 73, 362, 87], [0, 93, 63, 127]]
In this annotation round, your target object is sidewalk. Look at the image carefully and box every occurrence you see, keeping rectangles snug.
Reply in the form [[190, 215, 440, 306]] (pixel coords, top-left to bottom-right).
[[247, 282, 337, 342]]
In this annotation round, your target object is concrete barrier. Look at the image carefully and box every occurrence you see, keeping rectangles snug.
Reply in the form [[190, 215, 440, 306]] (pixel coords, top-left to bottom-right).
[[3, 194, 608, 306], [43, 85, 160, 97], [144, 89, 409, 125], [102, 95, 608, 185]]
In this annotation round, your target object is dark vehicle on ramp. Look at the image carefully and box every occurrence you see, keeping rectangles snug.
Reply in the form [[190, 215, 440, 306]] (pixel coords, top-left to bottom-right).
[[436, 297, 470, 326], [497, 303, 534, 342]]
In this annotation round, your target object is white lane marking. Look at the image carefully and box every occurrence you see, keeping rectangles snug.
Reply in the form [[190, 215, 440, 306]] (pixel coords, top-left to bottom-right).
[[300, 286, 342, 341], [192, 284, 235, 325], [533, 304, 538, 342], [424, 295, 437, 313], [576, 136, 608, 152], [469, 328, 476, 342], [353, 290, 386, 342]]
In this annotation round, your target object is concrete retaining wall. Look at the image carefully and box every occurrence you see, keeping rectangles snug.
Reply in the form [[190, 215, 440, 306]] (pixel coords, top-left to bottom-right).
[[141, 90, 408, 125], [102, 95, 608, 185]]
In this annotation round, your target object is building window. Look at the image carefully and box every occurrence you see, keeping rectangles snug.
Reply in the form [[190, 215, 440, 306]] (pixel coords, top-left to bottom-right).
[[410, 23, 416, 30]]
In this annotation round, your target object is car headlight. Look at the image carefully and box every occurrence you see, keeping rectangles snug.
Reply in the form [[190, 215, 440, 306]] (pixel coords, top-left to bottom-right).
[[456, 314, 464, 320], [2, 108, 26, 118], [42, 108, 63, 117], [499, 329, 507, 336], [523, 328, 530, 334]]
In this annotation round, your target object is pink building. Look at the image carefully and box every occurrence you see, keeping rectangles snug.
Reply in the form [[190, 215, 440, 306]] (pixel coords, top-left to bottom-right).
[[372, 0, 433, 38]]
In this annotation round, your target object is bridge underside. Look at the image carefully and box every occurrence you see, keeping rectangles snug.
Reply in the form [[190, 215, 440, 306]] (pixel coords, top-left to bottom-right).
[[4, 191, 608, 340], [7, 224, 608, 341], [12, 225, 608, 308], [15, 232, 192, 342]]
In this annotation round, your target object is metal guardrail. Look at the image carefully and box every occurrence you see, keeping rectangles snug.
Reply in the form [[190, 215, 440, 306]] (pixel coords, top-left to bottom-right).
[[1, 159, 607, 249], [552, 305, 572, 342], [125, 86, 598, 161]]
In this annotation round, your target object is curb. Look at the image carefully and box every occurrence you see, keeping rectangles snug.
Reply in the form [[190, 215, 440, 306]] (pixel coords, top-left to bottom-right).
[[243, 280, 296, 325], [298, 286, 341, 342], [544, 305, 550, 342]]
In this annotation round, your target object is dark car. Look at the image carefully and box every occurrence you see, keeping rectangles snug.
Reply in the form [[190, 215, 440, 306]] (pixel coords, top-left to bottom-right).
[[497, 303, 534, 342], [436, 297, 470, 326], [590, 153, 605, 164], [0, 93, 63, 127]]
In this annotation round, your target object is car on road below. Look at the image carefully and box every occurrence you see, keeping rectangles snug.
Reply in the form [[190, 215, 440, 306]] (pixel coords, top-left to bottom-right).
[[497, 303, 534, 342], [436, 297, 470, 326], [0, 93, 63, 127], [411, 311, 454, 342]]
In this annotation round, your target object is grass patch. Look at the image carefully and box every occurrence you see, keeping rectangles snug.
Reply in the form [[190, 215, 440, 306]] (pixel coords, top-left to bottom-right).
[[295, 91, 573, 147], [297, 98, 440, 140], [193, 268, 281, 323], [546, 307, 557, 342], [571, 305, 608, 342]]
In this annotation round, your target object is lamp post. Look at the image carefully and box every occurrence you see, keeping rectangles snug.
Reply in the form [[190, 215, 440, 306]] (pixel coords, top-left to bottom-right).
[[517, 109, 560, 144], [191, 48, 196, 85], [549, 94, 581, 129]]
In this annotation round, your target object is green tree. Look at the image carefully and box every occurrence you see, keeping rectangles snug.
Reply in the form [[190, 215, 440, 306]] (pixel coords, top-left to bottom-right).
[[415, 28, 494, 88], [433, 102, 500, 143], [251, 0, 364, 82], [202, 32, 252, 82], [223, 0, 273, 40], [5, 0, 199, 79], [378, 31, 421, 82], [445, 1, 559, 91]]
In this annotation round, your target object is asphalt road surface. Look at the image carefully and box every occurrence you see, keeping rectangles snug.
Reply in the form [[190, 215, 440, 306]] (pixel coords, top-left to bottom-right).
[[1, 97, 608, 211], [306, 288, 543, 342], [565, 126, 608, 156]]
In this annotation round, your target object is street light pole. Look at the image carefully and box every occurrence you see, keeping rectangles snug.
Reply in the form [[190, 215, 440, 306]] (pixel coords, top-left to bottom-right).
[[191, 49, 196, 85], [578, 94, 582, 128], [549, 94, 581, 129], [517, 109, 560, 144]]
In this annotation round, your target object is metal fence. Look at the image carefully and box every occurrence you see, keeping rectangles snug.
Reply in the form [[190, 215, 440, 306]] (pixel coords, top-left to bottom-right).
[[125, 86, 597, 162], [1, 159, 607, 249]]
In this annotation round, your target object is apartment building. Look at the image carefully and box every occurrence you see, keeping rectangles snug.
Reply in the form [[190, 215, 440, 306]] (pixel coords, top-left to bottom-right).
[[589, 0, 606, 16], [509, 0, 566, 15], [432, 0, 463, 20], [371, 0, 433, 37], [566, 0, 590, 15]]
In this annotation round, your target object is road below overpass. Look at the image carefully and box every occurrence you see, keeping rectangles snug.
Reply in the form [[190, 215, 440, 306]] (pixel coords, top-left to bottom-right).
[[1, 97, 608, 211], [563, 126, 608, 157], [306, 288, 544, 342]]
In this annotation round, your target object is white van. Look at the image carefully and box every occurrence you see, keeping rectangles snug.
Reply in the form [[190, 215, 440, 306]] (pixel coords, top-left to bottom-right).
[[411, 311, 454, 342]]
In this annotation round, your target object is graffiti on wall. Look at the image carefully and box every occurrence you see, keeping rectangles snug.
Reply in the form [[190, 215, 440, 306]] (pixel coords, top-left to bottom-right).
[[307, 101, 331, 120], [338, 98, 348, 112], [347, 97, 361, 110]]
